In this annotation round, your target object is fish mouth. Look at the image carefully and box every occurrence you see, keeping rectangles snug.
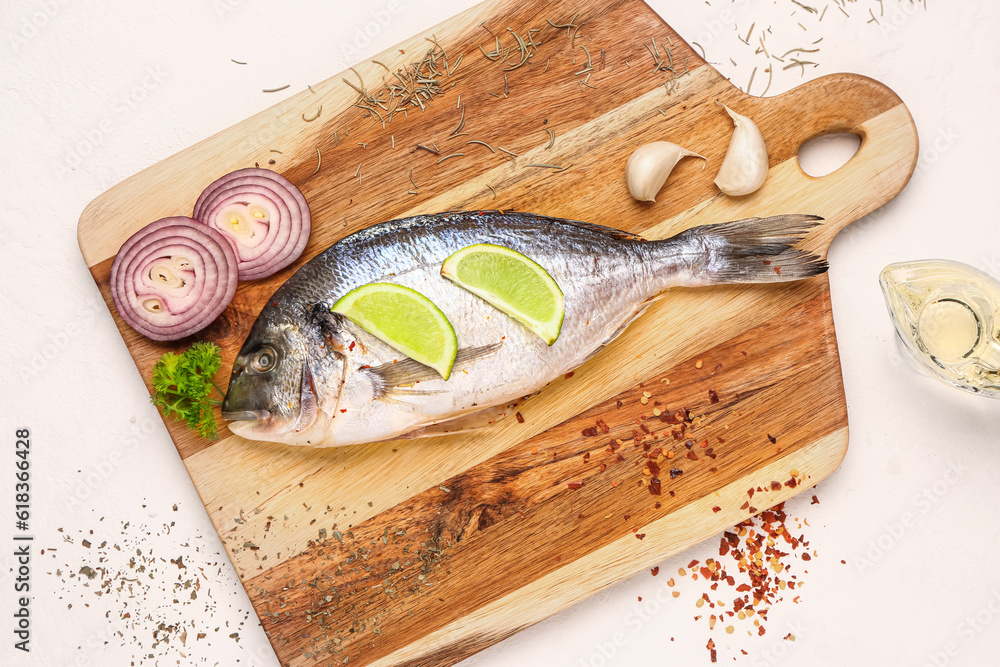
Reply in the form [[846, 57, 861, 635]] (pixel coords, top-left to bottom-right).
[[222, 410, 272, 422]]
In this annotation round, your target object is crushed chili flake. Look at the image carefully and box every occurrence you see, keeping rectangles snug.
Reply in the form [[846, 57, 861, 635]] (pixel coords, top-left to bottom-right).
[[686, 451, 699, 461], [566, 480, 585, 490], [811, 495, 820, 504], [767, 434, 777, 444], [515, 412, 524, 423], [712, 506, 721, 513], [596, 418, 610, 434], [565, 372, 575, 379], [635, 533, 646, 540], [669, 468, 683, 478], [770, 481, 782, 491], [709, 389, 719, 404], [582, 426, 598, 437], [649, 477, 662, 496], [651, 566, 660, 576]]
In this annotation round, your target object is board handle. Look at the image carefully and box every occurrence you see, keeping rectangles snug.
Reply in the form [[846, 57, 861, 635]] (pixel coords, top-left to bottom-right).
[[754, 72, 920, 250]]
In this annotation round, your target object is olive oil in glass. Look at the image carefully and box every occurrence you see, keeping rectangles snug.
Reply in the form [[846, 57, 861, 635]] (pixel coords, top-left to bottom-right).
[[879, 259, 1000, 398]]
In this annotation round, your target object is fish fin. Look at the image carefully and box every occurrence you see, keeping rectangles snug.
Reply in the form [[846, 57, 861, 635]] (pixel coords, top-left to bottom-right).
[[578, 305, 652, 366], [437, 209, 645, 241], [365, 342, 504, 397], [663, 214, 828, 284], [396, 400, 523, 439], [536, 213, 645, 241]]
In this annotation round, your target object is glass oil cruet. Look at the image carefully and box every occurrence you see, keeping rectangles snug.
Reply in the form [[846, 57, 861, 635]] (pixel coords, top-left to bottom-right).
[[879, 259, 1000, 398]]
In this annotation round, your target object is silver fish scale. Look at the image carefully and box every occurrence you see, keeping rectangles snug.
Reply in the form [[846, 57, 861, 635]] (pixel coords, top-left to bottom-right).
[[225, 211, 825, 446]]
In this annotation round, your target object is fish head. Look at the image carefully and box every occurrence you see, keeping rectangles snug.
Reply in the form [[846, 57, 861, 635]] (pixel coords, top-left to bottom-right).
[[222, 303, 348, 443]]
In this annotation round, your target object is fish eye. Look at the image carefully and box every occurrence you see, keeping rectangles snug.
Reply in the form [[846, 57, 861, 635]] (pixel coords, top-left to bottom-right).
[[251, 345, 278, 373]]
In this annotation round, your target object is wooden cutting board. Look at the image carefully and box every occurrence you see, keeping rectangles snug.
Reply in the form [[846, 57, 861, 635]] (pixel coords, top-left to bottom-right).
[[77, 0, 918, 664]]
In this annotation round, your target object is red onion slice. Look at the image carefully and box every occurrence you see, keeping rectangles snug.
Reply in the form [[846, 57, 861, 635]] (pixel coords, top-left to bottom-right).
[[192, 168, 311, 280], [110, 216, 238, 341]]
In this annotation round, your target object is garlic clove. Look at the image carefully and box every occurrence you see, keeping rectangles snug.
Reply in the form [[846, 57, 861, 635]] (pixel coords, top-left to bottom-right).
[[625, 141, 706, 202], [714, 103, 768, 196]]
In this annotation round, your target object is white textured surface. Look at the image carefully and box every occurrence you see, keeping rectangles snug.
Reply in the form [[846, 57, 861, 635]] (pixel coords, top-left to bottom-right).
[[2, 1, 999, 665]]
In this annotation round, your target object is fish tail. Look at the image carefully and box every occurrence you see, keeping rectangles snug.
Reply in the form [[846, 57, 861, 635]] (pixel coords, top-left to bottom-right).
[[653, 214, 828, 285]]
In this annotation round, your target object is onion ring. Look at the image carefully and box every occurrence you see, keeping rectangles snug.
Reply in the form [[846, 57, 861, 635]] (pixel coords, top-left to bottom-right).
[[110, 216, 238, 341], [192, 167, 311, 280]]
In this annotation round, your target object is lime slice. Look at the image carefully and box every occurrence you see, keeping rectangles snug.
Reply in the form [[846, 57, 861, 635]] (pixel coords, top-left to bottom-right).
[[441, 243, 564, 345], [331, 283, 458, 380]]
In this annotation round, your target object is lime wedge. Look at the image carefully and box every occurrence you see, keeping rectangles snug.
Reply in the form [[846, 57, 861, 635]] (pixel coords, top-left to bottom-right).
[[441, 243, 564, 345], [331, 283, 458, 380]]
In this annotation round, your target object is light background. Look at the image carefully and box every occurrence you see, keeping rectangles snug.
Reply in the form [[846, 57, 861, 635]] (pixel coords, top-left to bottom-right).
[[2, 0, 999, 665]]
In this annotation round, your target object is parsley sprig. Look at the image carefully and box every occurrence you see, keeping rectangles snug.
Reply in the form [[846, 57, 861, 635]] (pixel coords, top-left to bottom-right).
[[150, 342, 225, 439]]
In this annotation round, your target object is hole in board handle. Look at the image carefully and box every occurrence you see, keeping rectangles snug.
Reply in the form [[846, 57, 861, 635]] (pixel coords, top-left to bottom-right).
[[797, 133, 862, 178]]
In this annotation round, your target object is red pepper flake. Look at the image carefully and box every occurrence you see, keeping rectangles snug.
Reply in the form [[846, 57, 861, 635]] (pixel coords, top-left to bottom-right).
[[649, 477, 661, 495], [712, 506, 721, 513], [616, 399, 623, 409], [582, 452, 591, 462], [811, 495, 820, 504], [774, 267, 782, 275], [564, 371, 575, 379], [707, 638, 717, 662], [611, 480, 619, 487], [582, 426, 598, 437], [748, 506, 757, 513], [515, 412, 524, 423], [340, 409, 347, 413], [599, 463, 607, 472], [718, 436, 726, 443], [654, 501, 661, 509], [700, 566, 713, 579], [566, 480, 585, 490], [801, 553, 811, 561], [740, 501, 749, 510], [648, 460, 661, 476], [709, 389, 719, 404], [786, 478, 798, 488], [748, 488, 755, 498], [770, 481, 782, 491], [650, 566, 660, 576], [669, 468, 683, 478], [635, 533, 645, 540], [762, 260, 771, 265], [596, 418, 610, 434], [767, 434, 777, 444], [686, 451, 699, 461], [638, 596, 642, 601], [699, 439, 708, 448]]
